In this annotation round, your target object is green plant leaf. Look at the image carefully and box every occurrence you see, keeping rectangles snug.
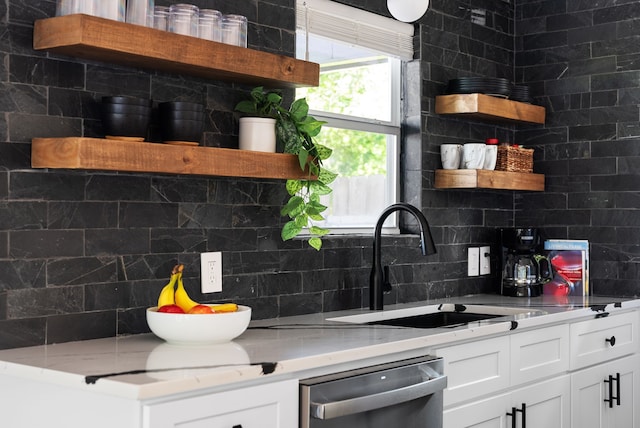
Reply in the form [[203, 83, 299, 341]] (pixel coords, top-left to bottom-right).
[[310, 226, 330, 236], [318, 169, 338, 185], [281, 195, 304, 217], [310, 181, 333, 196], [289, 98, 309, 121], [315, 144, 333, 160], [298, 148, 310, 170], [308, 237, 322, 251], [285, 179, 303, 196], [281, 221, 302, 241], [235, 100, 258, 115], [294, 213, 309, 227]]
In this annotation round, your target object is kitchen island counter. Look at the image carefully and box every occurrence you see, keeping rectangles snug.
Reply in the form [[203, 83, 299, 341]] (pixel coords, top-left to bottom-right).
[[0, 294, 636, 403]]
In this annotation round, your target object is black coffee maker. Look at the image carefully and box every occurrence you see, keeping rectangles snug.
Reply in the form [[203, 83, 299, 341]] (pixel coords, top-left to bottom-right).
[[499, 228, 552, 297]]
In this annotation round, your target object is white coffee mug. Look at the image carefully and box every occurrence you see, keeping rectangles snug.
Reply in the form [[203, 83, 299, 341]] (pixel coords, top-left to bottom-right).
[[462, 143, 486, 169], [484, 145, 497, 170], [440, 144, 462, 169]]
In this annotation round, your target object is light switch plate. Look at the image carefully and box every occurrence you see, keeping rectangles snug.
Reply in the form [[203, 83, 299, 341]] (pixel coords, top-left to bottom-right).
[[201, 252, 222, 293], [480, 246, 491, 275], [468, 247, 480, 276]]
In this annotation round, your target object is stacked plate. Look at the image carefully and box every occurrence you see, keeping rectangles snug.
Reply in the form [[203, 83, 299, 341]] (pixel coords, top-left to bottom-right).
[[446, 77, 511, 98], [510, 85, 531, 103]]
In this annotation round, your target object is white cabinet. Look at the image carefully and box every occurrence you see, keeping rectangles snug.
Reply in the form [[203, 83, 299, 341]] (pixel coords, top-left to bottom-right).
[[570, 311, 639, 370], [435, 336, 510, 407], [142, 379, 298, 428], [444, 375, 570, 428], [571, 354, 640, 428]]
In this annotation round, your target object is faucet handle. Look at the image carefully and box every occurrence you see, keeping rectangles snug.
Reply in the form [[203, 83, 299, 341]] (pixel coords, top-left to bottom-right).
[[383, 266, 392, 293]]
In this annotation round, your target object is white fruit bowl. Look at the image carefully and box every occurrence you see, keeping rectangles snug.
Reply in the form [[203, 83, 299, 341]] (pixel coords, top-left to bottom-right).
[[146, 305, 251, 346]]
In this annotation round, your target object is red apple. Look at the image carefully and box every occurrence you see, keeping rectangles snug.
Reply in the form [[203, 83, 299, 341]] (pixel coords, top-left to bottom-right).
[[188, 304, 215, 314], [158, 304, 185, 313]]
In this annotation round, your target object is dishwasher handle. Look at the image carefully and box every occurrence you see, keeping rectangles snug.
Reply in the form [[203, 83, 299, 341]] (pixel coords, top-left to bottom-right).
[[310, 374, 447, 420]]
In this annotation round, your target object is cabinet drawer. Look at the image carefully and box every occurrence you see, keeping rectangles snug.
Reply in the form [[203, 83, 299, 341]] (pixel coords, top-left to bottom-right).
[[435, 335, 510, 407], [511, 324, 570, 386], [142, 379, 298, 428], [570, 311, 639, 370]]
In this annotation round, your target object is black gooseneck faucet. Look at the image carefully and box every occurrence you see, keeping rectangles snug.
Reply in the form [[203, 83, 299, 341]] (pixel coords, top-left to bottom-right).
[[370, 203, 437, 310]]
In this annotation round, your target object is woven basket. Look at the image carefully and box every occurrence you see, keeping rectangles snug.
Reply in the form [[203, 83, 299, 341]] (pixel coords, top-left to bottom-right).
[[496, 145, 534, 173]]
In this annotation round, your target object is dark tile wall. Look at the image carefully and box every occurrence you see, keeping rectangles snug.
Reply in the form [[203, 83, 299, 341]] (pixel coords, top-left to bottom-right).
[[515, 0, 640, 298], [0, 0, 533, 350]]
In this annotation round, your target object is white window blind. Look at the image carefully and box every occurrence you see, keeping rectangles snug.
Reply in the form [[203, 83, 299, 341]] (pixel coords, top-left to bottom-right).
[[296, 0, 415, 60]]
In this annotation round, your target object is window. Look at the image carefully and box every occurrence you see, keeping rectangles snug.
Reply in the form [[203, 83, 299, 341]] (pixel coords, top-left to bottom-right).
[[296, 0, 414, 233]]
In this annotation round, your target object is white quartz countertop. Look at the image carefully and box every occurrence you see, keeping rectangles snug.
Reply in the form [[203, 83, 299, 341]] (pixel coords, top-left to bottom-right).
[[0, 294, 637, 401]]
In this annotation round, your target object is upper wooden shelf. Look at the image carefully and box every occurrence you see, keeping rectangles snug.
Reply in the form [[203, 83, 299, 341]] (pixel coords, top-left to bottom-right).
[[435, 93, 545, 125], [434, 169, 544, 191], [31, 138, 312, 180], [33, 14, 319, 88]]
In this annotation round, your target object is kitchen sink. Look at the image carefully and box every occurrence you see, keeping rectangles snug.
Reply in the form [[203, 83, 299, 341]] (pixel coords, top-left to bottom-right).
[[327, 303, 546, 329]]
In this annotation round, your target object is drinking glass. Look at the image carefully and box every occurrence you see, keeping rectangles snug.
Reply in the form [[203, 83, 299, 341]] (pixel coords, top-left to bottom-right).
[[169, 3, 199, 37], [221, 14, 247, 47], [126, 0, 154, 27], [152, 6, 170, 31], [56, 0, 94, 16], [94, 0, 125, 21], [198, 9, 222, 42]]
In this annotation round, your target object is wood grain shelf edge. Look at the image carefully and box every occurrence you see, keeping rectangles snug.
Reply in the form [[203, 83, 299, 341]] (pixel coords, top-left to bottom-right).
[[33, 14, 319, 88], [31, 138, 312, 180], [434, 169, 545, 191]]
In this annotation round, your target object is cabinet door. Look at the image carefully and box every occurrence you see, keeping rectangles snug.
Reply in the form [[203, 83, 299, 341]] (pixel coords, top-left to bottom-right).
[[444, 392, 509, 428], [571, 354, 640, 428], [142, 379, 298, 428], [510, 375, 570, 428], [436, 336, 510, 407]]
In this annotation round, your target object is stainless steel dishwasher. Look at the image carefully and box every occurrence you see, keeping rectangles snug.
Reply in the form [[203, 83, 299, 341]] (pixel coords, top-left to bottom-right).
[[300, 356, 446, 428]]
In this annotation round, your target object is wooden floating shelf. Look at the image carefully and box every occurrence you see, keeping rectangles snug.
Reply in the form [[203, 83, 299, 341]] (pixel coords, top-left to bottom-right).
[[33, 14, 319, 88], [435, 93, 545, 125], [31, 138, 312, 180], [434, 169, 544, 191]]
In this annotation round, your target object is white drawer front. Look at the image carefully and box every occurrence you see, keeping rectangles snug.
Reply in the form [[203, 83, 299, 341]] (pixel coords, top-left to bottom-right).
[[570, 311, 639, 370], [511, 324, 570, 386], [142, 379, 298, 428], [436, 335, 510, 407]]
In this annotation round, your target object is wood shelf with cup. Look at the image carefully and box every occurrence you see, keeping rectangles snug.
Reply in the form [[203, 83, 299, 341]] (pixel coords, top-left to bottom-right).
[[32, 14, 319, 88], [31, 138, 313, 180], [434, 169, 544, 191], [435, 93, 545, 125]]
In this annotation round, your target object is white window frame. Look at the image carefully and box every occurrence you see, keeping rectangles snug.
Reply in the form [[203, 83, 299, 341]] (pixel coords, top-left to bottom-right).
[[296, 0, 413, 234]]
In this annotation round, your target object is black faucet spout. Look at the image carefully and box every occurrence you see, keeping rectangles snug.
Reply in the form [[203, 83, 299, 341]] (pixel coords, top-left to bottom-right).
[[370, 203, 436, 311]]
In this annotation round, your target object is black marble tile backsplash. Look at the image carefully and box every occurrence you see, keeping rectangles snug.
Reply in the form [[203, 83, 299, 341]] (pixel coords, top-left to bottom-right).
[[0, 0, 637, 349]]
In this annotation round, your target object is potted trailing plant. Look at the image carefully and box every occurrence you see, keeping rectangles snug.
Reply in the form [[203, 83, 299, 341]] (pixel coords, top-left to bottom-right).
[[235, 87, 337, 250], [234, 86, 282, 152]]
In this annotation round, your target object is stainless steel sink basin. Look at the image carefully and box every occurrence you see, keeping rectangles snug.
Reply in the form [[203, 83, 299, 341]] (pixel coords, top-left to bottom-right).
[[327, 303, 545, 329]]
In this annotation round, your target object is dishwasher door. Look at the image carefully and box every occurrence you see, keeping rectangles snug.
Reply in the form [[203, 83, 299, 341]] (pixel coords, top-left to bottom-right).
[[300, 356, 446, 428]]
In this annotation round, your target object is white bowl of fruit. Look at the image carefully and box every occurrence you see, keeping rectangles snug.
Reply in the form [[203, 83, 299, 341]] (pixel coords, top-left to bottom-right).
[[146, 265, 251, 345]]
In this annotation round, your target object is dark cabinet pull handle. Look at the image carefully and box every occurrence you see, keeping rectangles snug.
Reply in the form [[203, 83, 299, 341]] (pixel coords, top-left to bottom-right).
[[604, 375, 614, 408], [613, 372, 621, 406], [606, 336, 616, 347], [232, 425, 243, 428], [506, 407, 517, 428], [516, 403, 526, 428]]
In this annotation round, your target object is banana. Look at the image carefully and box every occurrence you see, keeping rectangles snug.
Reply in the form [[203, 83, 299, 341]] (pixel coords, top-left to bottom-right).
[[157, 265, 182, 308], [175, 269, 200, 313], [211, 303, 238, 313]]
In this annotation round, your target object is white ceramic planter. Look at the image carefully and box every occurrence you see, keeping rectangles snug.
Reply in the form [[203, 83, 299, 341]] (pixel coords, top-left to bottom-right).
[[238, 117, 276, 152]]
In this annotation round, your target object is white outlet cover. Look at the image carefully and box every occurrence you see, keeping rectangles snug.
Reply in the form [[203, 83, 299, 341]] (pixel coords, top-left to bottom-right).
[[480, 246, 491, 275], [468, 247, 480, 277], [201, 252, 222, 293]]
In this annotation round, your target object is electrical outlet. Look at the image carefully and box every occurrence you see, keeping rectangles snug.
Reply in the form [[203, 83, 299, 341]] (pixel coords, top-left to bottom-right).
[[480, 246, 491, 275], [467, 247, 480, 276], [200, 252, 222, 293]]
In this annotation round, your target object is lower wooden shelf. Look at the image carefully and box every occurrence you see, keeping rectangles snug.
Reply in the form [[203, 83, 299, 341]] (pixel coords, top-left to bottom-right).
[[31, 137, 311, 180], [434, 169, 544, 191]]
